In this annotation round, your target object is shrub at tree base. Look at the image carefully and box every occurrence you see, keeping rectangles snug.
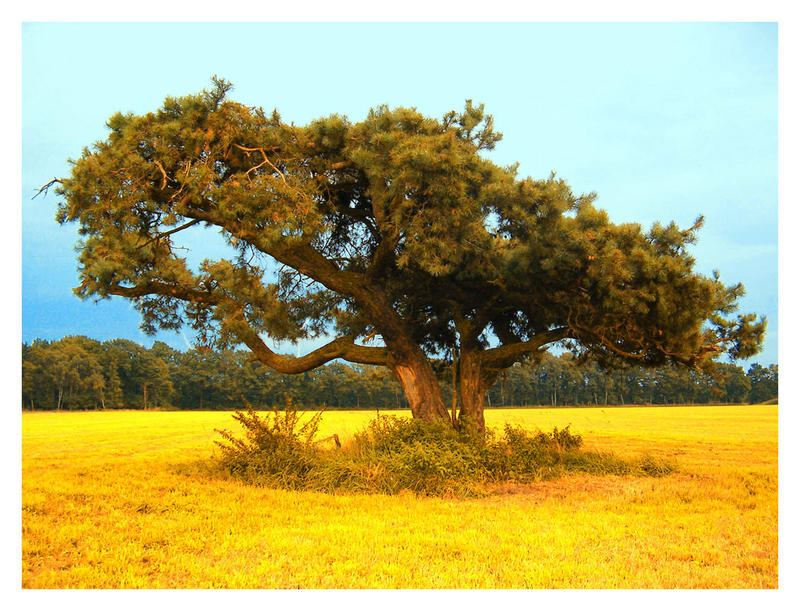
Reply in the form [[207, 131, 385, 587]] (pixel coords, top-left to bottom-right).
[[215, 408, 675, 497]]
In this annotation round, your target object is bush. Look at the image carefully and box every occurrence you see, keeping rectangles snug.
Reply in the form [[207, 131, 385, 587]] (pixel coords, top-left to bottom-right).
[[215, 407, 675, 497], [214, 397, 323, 489], [330, 417, 490, 496]]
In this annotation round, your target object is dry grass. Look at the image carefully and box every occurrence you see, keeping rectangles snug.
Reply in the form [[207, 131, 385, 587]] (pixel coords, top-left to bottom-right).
[[21, 405, 777, 588]]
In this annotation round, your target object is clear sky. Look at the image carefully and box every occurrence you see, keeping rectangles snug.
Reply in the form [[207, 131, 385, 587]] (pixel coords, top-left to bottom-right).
[[21, 22, 778, 366]]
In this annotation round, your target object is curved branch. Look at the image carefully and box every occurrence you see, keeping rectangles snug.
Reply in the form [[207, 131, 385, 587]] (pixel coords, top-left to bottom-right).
[[482, 327, 571, 369], [565, 312, 700, 364], [107, 281, 392, 370], [237, 325, 393, 372], [185, 206, 369, 299], [234, 144, 286, 183]]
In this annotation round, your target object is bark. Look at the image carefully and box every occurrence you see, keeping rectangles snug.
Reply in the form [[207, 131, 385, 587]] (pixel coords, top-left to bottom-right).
[[391, 350, 449, 422], [239, 327, 392, 373], [455, 327, 574, 434], [456, 349, 495, 435]]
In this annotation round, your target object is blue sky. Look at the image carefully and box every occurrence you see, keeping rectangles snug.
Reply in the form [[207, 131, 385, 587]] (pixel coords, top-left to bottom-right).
[[21, 22, 778, 366]]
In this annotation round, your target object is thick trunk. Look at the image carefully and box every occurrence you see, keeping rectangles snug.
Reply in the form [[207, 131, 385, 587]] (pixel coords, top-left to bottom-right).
[[457, 350, 493, 435], [392, 355, 449, 421], [459, 387, 486, 434]]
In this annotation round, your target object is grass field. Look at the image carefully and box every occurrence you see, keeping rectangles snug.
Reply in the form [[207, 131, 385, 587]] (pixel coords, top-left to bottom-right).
[[21, 405, 778, 588]]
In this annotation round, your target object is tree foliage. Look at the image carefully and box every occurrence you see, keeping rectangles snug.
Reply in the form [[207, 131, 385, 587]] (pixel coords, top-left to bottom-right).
[[52, 78, 765, 430]]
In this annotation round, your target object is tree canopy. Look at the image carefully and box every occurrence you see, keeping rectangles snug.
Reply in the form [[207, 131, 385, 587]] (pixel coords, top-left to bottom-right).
[[53, 77, 765, 431]]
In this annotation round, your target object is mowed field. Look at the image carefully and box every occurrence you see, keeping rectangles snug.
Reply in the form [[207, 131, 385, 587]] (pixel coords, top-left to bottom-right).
[[22, 405, 777, 588]]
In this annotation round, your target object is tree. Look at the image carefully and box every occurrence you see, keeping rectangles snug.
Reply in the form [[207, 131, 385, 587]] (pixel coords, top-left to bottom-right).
[[713, 363, 751, 404], [137, 352, 173, 409], [172, 347, 238, 410], [747, 363, 778, 403], [22, 340, 50, 410], [101, 339, 172, 409], [30, 337, 106, 410], [52, 78, 765, 432]]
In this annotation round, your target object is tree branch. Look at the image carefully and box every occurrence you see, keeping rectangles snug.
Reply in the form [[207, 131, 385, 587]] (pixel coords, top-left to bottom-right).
[[173, 204, 418, 357], [234, 144, 286, 183], [482, 327, 571, 368], [237, 325, 393, 372], [462, 295, 505, 346], [106, 280, 219, 304], [107, 280, 392, 370], [135, 218, 202, 250], [33, 178, 63, 200], [366, 232, 399, 278]]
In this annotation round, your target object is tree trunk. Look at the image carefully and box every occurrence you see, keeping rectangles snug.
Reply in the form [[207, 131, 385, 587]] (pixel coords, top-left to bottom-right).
[[457, 350, 494, 435], [392, 358, 449, 421]]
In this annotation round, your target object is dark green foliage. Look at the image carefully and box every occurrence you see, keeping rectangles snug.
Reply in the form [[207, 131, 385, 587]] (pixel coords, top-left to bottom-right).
[[746, 363, 779, 403], [215, 410, 675, 497]]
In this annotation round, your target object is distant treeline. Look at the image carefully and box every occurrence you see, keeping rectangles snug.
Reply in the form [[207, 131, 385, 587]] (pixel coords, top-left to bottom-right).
[[22, 336, 778, 411]]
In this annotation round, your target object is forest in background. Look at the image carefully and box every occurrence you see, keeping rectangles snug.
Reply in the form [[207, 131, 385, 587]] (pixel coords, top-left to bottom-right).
[[22, 336, 778, 412]]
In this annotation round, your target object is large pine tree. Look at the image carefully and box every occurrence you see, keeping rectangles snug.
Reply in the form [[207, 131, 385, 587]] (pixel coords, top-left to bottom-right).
[[53, 78, 765, 431]]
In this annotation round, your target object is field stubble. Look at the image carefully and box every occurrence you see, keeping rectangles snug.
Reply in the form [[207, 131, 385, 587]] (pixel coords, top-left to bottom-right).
[[21, 405, 777, 588]]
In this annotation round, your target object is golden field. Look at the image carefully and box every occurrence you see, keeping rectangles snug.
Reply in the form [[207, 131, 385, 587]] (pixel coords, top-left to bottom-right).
[[21, 405, 777, 588]]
